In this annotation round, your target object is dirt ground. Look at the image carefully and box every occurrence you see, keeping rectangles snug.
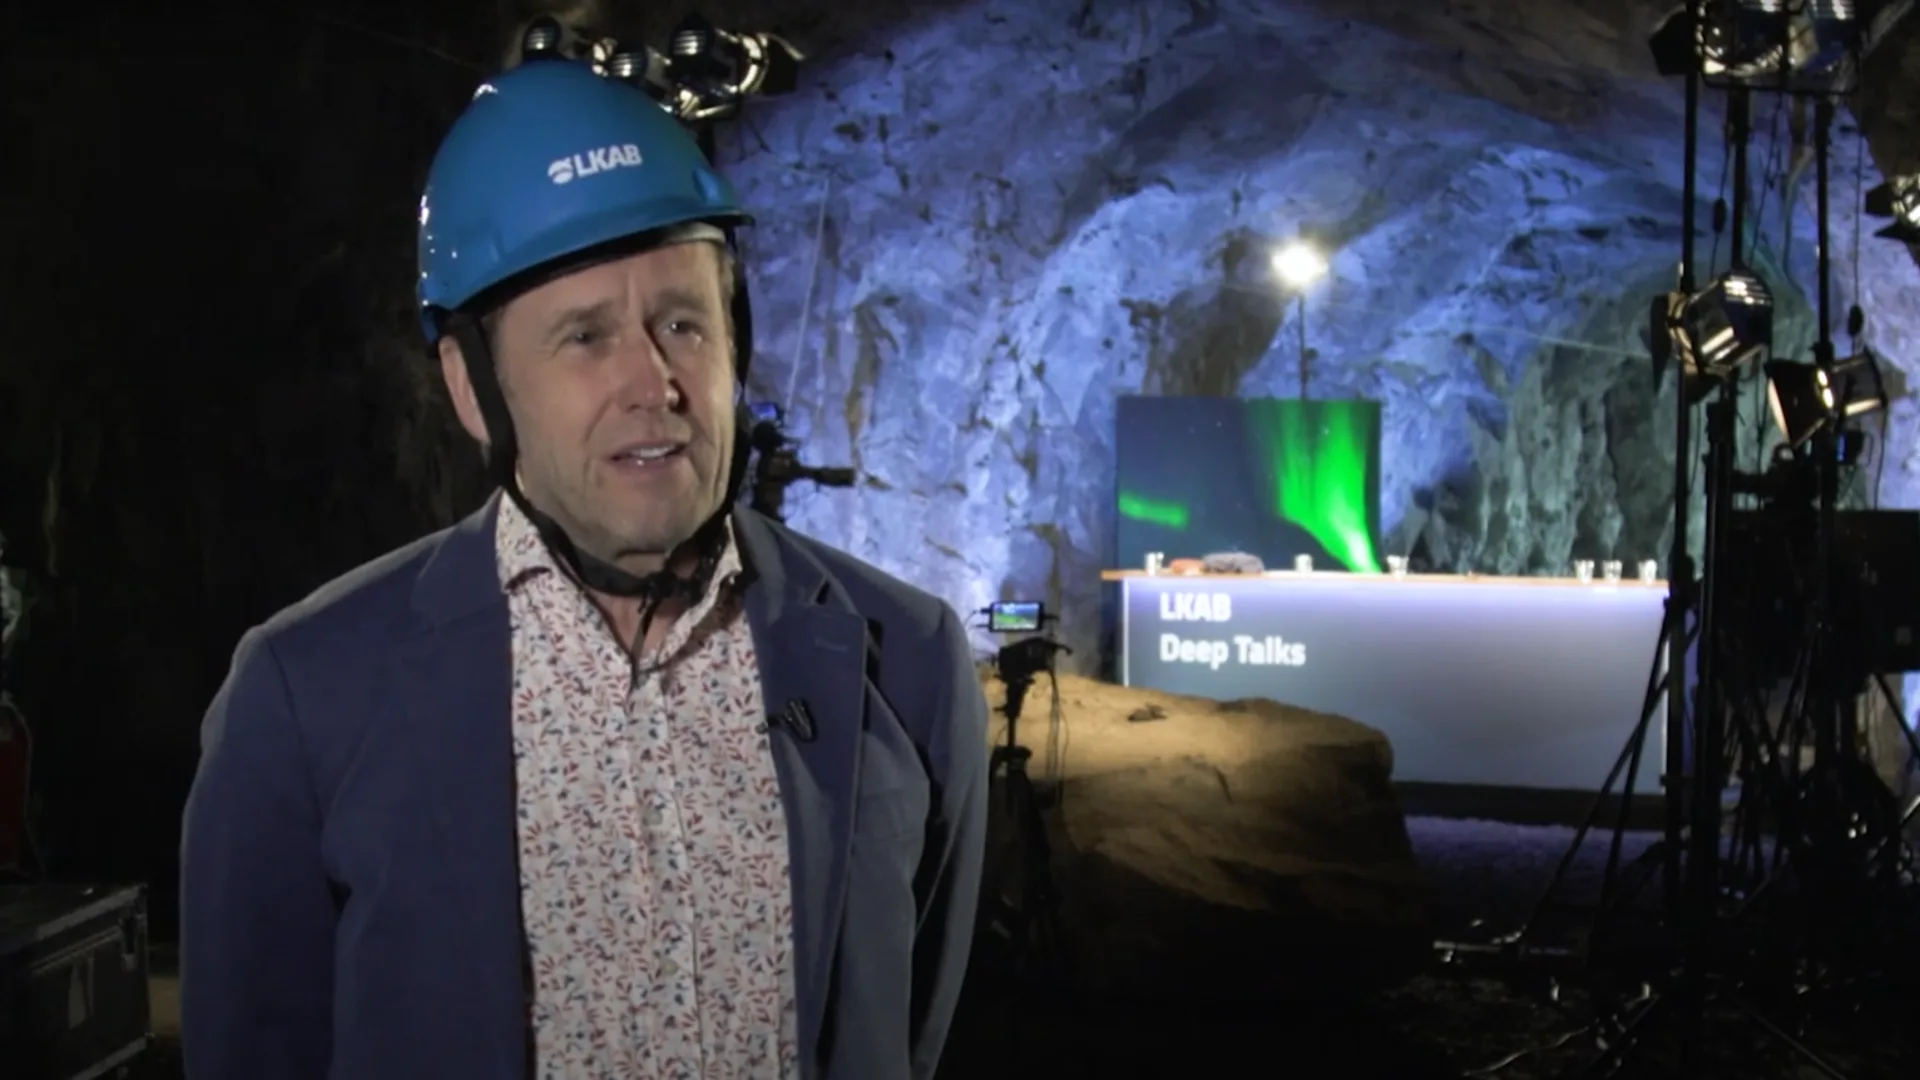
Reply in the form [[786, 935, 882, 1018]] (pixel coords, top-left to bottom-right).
[[124, 815, 1919, 1080]]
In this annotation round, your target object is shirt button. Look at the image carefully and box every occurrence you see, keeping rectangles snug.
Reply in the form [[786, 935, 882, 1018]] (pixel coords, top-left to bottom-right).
[[644, 807, 664, 827], [661, 958, 680, 977]]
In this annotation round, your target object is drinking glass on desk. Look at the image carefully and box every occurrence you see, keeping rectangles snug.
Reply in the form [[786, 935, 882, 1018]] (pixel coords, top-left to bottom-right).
[[1574, 559, 1595, 583], [1294, 554, 1313, 573], [1387, 555, 1408, 578], [1602, 560, 1623, 584], [1638, 559, 1658, 583]]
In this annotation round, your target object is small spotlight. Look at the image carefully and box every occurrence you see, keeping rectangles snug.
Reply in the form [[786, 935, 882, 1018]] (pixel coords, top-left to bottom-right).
[[1865, 174, 1920, 244], [1765, 352, 1890, 448], [1765, 360, 1828, 448], [1676, 269, 1774, 378], [605, 41, 663, 92], [1647, 7, 1698, 76], [1829, 352, 1891, 418], [1698, 0, 1914, 93], [662, 15, 805, 122], [1272, 241, 1328, 288], [521, 16, 565, 60]]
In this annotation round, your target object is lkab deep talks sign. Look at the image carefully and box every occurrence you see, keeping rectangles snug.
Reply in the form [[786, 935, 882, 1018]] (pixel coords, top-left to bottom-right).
[[1115, 573, 1667, 791], [1155, 589, 1306, 668]]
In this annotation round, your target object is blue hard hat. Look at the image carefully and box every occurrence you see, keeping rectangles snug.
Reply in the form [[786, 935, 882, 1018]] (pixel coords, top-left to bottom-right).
[[416, 58, 752, 341]]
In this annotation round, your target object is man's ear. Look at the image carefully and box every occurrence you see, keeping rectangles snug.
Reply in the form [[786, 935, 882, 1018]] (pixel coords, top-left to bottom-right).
[[438, 334, 492, 446]]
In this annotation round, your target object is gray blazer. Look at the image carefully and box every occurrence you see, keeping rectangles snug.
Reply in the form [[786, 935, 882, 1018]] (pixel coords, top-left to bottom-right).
[[179, 494, 990, 1079]]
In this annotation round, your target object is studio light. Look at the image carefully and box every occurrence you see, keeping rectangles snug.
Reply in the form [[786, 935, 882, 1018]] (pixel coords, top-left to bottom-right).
[[1765, 360, 1828, 447], [1693, 0, 1913, 92], [520, 16, 565, 60], [1648, 6, 1700, 76], [1864, 174, 1920, 243], [664, 14, 804, 123], [1828, 351, 1891, 418], [1673, 269, 1774, 379], [1765, 352, 1889, 447], [1271, 240, 1328, 288]]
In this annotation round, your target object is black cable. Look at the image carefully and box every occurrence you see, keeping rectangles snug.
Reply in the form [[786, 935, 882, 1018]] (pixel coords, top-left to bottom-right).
[[1751, 93, 1786, 253], [1708, 136, 1734, 280], [1849, 130, 1865, 314]]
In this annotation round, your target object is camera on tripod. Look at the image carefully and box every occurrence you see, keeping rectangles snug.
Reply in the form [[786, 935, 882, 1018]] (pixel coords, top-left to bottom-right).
[[743, 403, 857, 521], [985, 602, 1069, 723], [976, 601, 1074, 983]]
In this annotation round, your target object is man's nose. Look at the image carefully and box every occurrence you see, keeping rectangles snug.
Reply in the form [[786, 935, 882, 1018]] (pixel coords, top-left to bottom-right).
[[611, 333, 682, 411]]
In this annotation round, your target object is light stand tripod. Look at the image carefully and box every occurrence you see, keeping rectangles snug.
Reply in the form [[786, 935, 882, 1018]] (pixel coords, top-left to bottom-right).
[[1495, 2, 1709, 971], [1480, 9, 1920, 1076]]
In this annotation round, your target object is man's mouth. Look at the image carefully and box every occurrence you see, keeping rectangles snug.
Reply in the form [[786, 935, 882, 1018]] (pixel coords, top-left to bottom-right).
[[610, 441, 688, 468]]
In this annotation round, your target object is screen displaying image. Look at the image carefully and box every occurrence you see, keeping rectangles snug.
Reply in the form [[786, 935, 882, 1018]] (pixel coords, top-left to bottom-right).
[[987, 601, 1044, 633], [1114, 396, 1384, 574]]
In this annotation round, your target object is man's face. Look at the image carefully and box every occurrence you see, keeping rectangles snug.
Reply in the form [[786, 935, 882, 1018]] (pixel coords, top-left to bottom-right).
[[442, 241, 736, 574]]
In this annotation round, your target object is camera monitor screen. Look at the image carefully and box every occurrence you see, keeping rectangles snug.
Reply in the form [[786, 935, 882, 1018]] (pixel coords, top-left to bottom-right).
[[1114, 396, 1384, 574], [987, 601, 1045, 633]]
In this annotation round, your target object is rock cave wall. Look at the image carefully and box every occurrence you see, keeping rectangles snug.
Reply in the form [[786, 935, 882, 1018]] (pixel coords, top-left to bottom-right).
[[704, 0, 1920, 687]]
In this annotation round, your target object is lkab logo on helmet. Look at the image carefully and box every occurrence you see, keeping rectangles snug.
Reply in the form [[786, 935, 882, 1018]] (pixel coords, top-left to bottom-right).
[[546, 142, 645, 185]]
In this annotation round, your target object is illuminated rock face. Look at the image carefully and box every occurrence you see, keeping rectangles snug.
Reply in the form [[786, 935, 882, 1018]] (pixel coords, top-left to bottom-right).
[[719, 0, 1920, 670]]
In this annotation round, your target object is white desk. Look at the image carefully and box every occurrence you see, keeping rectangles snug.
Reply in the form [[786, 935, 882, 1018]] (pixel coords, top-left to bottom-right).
[[1107, 570, 1670, 793]]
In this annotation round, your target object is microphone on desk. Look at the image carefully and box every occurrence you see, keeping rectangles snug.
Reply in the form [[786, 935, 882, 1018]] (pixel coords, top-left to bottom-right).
[[770, 699, 817, 743]]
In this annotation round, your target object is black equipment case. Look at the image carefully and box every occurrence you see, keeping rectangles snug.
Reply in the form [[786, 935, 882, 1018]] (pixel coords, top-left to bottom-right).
[[0, 884, 151, 1079]]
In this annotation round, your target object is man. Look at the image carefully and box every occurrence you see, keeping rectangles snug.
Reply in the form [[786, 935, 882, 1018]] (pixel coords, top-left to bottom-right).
[[179, 54, 989, 1080]]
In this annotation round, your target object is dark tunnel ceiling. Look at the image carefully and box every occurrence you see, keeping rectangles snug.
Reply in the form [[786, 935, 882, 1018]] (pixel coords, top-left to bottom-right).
[[503, 0, 1920, 265]]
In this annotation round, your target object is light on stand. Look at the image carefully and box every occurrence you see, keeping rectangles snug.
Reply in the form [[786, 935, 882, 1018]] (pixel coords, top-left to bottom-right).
[[1765, 361, 1828, 448], [1670, 269, 1774, 381], [1764, 352, 1890, 449], [520, 16, 565, 60], [1864, 174, 1920, 243], [1271, 240, 1328, 287], [665, 14, 804, 124], [1272, 239, 1329, 401], [1694, 0, 1912, 94], [604, 42, 656, 88], [1829, 352, 1891, 418]]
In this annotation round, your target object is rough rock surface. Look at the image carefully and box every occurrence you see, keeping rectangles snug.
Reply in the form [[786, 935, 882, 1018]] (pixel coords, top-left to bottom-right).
[[706, 0, 1920, 682], [976, 670, 1429, 1000]]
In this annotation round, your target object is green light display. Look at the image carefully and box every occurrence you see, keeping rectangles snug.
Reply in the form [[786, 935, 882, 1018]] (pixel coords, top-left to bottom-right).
[[1117, 491, 1191, 530], [1247, 399, 1383, 574]]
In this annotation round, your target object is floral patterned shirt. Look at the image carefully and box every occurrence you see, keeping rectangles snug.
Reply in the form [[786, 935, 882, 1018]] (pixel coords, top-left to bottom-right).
[[497, 498, 800, 1080]]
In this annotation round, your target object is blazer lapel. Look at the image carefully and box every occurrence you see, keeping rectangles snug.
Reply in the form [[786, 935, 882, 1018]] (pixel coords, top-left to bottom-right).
[[390, 496, 526, 1064], [734, 511, 868, 1059]]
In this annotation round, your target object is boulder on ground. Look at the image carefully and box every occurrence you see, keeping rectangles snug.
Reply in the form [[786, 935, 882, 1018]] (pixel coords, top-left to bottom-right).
[[976, 670, 1430, 1002]]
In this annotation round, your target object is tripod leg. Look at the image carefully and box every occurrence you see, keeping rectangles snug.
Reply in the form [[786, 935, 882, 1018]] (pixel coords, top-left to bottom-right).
[[1726, 996, 1851, 1080], [1514, 608, 1677, 944], [1561, 990, 1670, 1080]]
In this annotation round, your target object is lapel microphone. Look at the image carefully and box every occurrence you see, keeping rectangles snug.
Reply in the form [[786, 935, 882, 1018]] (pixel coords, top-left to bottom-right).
[[771, 698, 816, 743]]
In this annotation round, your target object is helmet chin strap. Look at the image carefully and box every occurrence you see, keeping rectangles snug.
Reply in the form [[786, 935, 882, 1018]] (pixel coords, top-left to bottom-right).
[[448, 317, 755, 646]]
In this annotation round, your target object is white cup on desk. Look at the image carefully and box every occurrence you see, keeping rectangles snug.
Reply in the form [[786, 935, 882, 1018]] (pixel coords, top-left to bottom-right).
[[1574, 559, 1595, 584], [1144, 552, 1164, 574], [1386, 555, 1408, 578], [1602, 560, 1623, 585], [1294, 554, 1313, 573], [1638, 559, 1658, 583]]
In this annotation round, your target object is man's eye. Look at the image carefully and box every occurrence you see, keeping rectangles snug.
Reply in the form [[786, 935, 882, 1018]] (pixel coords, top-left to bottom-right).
[[665, 319, 703, 338], [567, 329, 603, 347]]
